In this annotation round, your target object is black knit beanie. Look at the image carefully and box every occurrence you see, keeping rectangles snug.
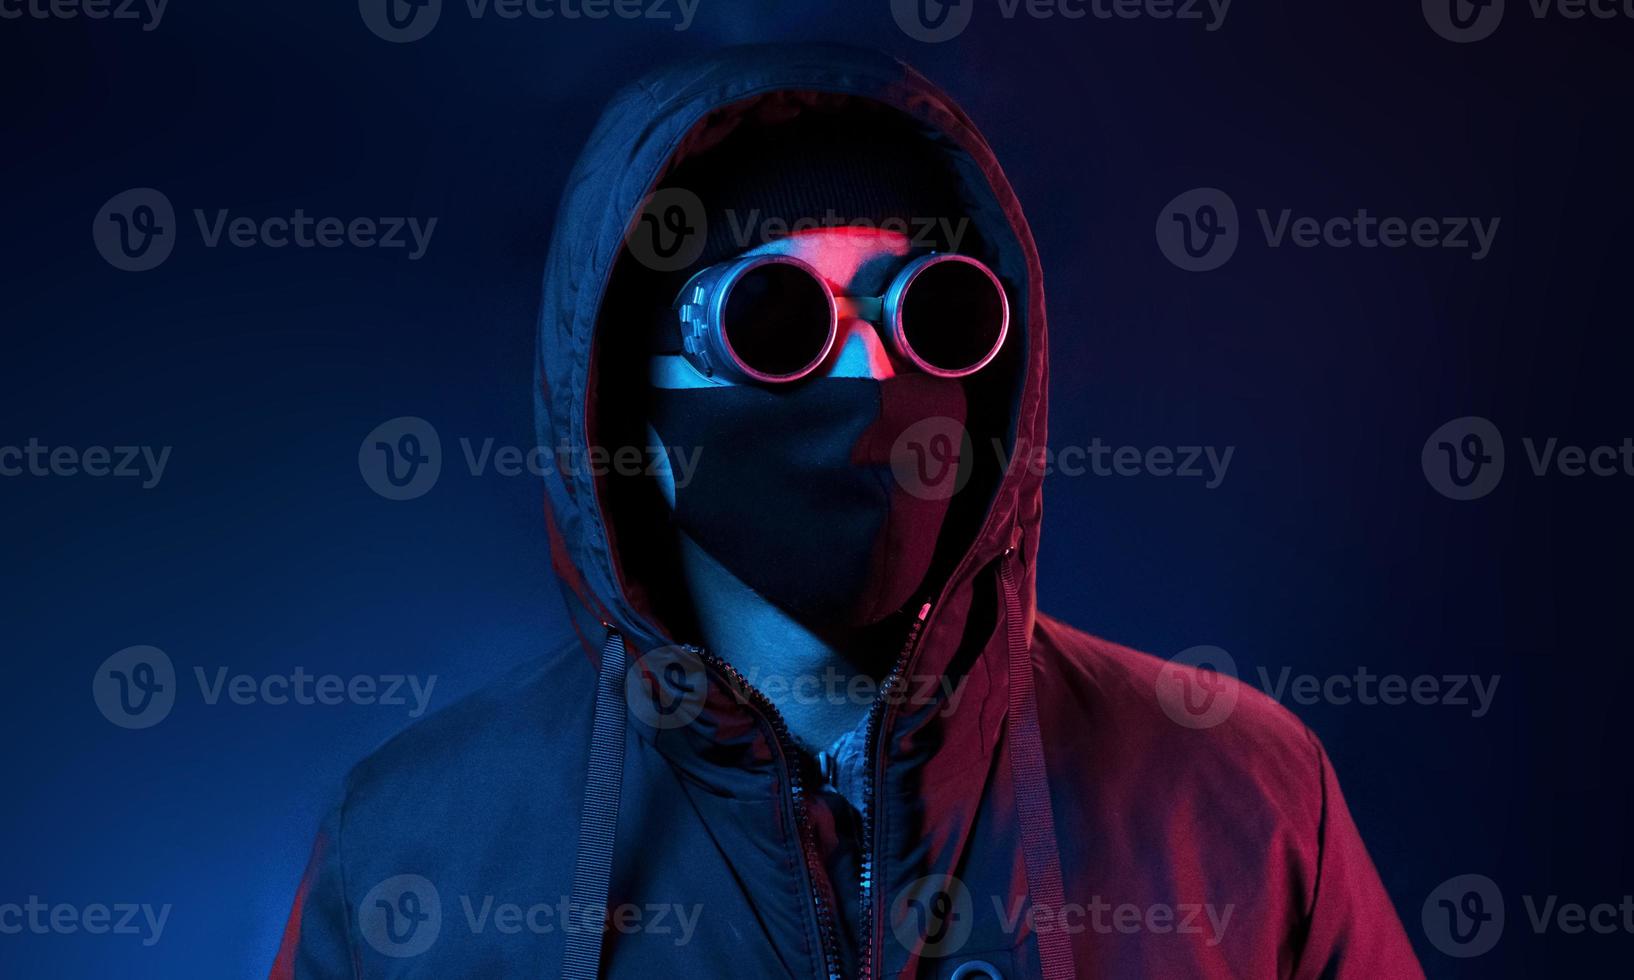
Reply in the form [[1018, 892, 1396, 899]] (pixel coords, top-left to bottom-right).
[[660, 109, 971, 278]]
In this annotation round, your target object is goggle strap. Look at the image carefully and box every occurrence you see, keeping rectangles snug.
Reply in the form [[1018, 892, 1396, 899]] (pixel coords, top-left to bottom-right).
[[653, 309, 686, 355]]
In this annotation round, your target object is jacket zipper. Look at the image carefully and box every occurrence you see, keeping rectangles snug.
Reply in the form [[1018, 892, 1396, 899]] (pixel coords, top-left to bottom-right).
[[857, 599, 934, 980], [687, 597, 934, 980], [691, 646, 845, 980]]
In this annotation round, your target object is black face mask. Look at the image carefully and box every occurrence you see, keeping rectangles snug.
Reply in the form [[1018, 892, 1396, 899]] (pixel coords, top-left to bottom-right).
[[649, 375, 968, 630]]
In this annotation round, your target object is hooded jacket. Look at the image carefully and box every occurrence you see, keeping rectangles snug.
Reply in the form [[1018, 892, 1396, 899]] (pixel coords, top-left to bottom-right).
[[272, 44, 1424, 980]]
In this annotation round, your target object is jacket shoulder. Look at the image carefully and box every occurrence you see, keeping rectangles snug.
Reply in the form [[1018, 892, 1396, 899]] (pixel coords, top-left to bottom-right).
[[338, 637, 597, 831], [276, 640, 601, 974], [1036, 613, 1315, 744], [1031, 614, 1422, 974], [1032, 612, 1329, 847]]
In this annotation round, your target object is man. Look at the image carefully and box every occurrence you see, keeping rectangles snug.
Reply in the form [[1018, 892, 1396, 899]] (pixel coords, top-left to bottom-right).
[[273, 44, 1422, 979]]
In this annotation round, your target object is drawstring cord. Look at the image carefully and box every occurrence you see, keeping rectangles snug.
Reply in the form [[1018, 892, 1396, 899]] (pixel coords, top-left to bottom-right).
[[1000, 548, 1079, 980], [562, 627, 628, 980]]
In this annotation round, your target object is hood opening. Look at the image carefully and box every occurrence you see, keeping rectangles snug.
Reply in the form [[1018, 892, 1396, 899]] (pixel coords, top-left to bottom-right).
[[588, 90, 1028, 648], [539, 51, 1060, 980]]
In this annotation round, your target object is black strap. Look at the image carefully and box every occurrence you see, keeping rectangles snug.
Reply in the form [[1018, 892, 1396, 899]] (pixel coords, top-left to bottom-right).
[[561, 627, 628, 980], [653, 310, 685, 355]]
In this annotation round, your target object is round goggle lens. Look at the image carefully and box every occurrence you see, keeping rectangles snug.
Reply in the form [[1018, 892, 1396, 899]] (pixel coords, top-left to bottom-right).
[[722, 261, 834, 379], [899, 259, 1008, 375]]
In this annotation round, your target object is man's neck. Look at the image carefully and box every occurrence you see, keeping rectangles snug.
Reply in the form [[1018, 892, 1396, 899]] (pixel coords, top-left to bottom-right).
[[678, 533, 872, 751]]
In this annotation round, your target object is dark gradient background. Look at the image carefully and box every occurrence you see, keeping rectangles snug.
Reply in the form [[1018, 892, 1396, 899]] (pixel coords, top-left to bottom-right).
[[2, 1, 1629, 977]]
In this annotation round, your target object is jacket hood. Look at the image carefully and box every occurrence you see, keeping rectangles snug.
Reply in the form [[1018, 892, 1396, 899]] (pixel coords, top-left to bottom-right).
[[534, 42, 1049, 669]]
